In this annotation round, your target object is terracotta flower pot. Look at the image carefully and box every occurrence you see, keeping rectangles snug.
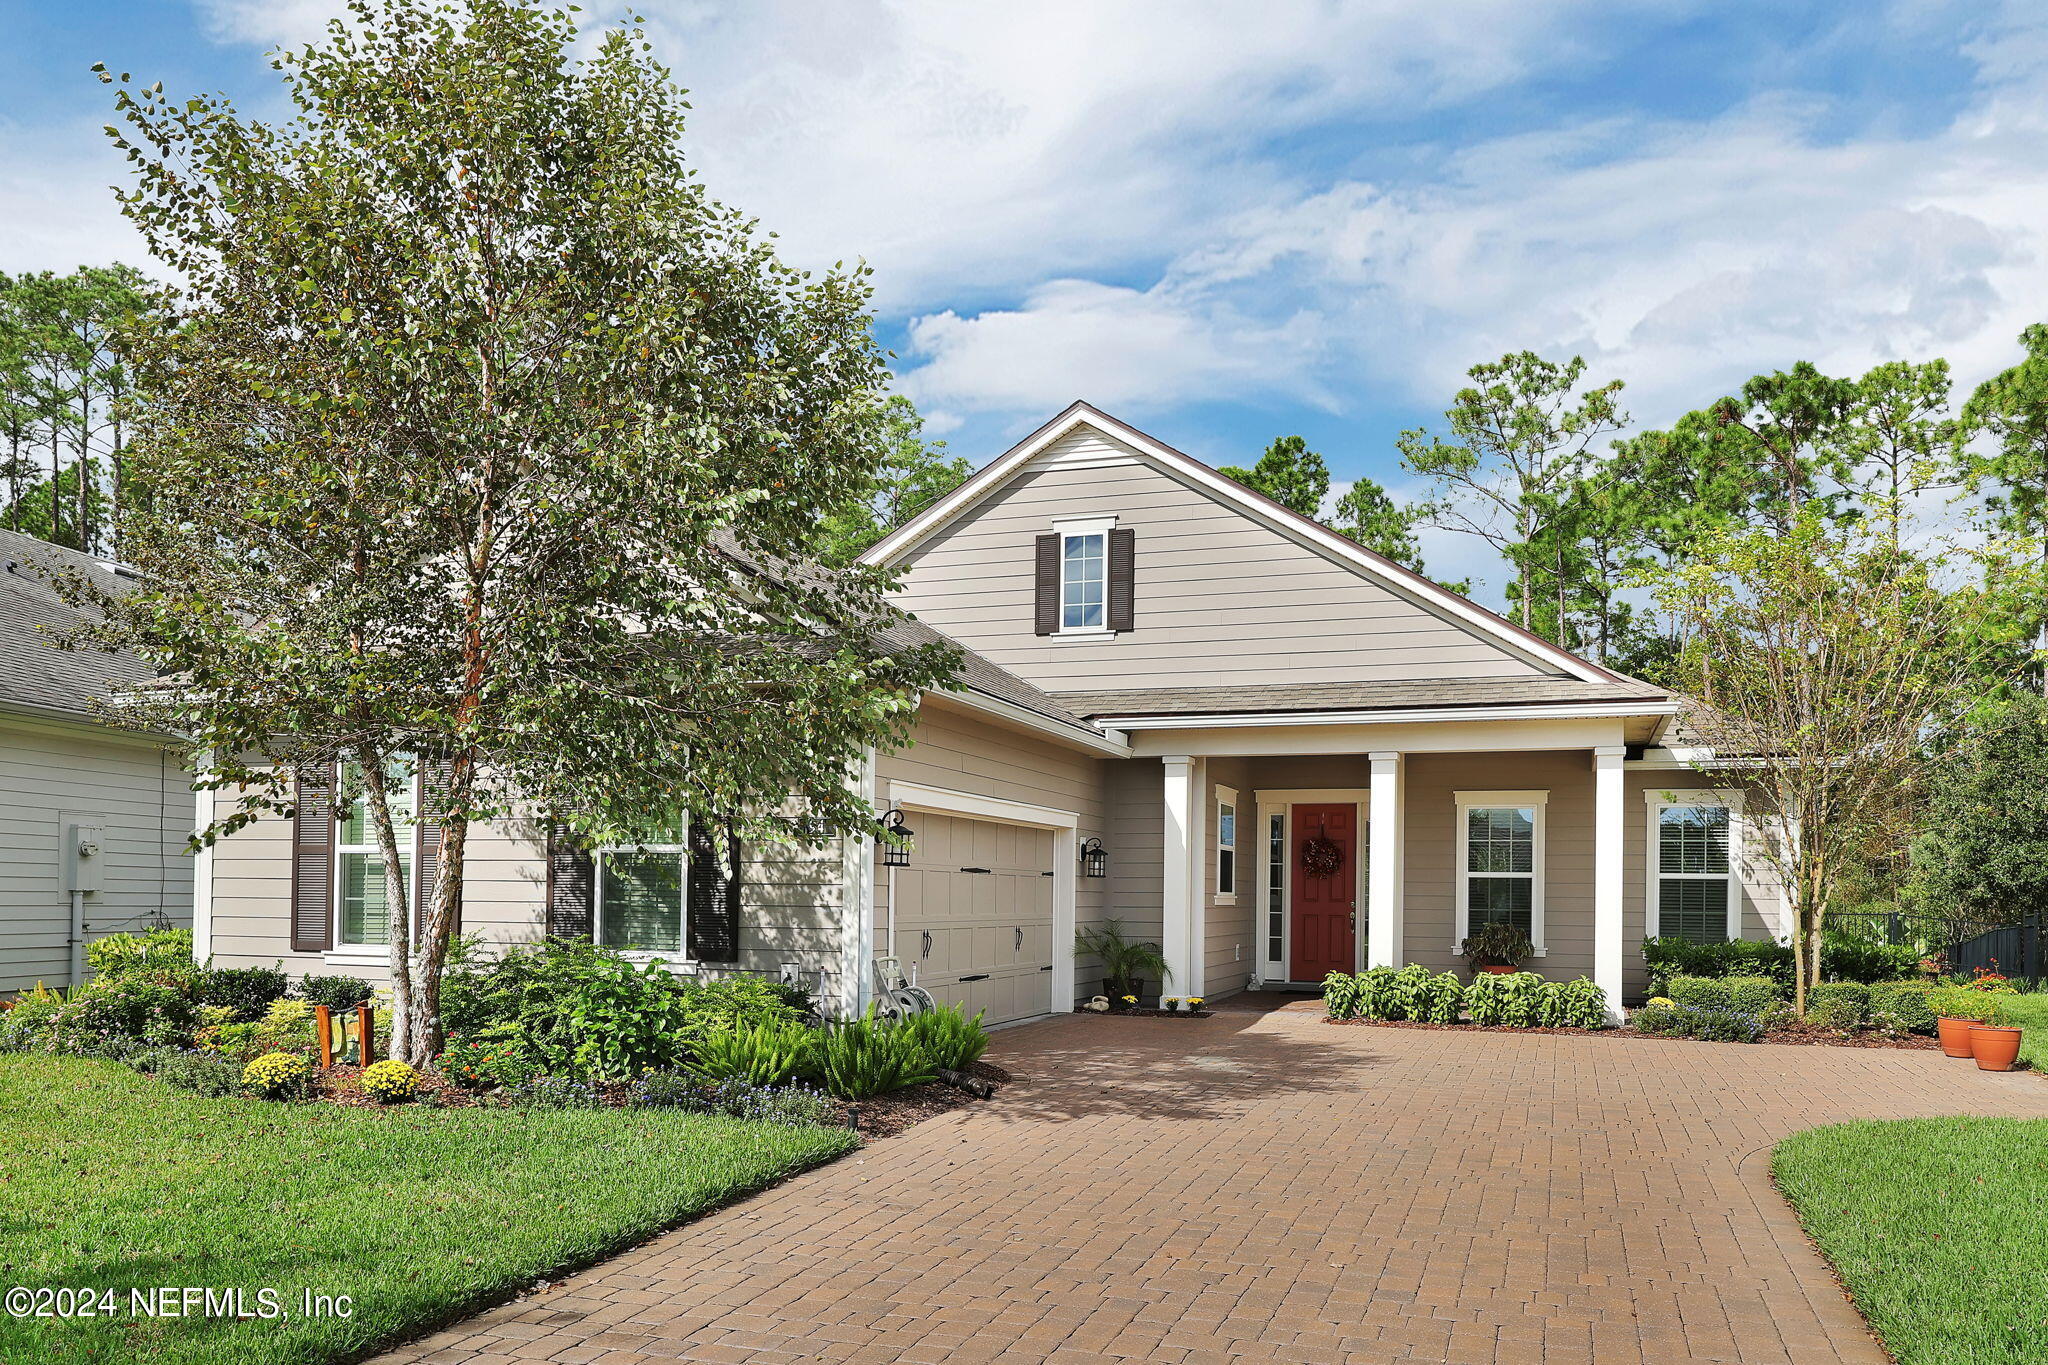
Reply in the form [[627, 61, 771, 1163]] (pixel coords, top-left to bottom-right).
[[1969, 1024, 2023, 1072], [1479, 964, 1517, 975], [1937, 1016, 1981, 1058]]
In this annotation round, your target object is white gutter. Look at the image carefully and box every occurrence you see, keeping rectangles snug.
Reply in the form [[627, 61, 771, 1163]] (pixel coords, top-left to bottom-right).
[[1094, 700, 1679, 731]]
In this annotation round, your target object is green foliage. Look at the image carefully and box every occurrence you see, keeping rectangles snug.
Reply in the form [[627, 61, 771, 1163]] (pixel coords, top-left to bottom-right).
[[196, 965, 289, 1022], [1414, 971, 1465, 1024], [1330, 475, 1437, 576], [1461, 921, 1534, 970], [510, 1076, 606, 1109], [686, 1019, 820, 1087], [1666, 976, 1731, 1010], [1538, 977, 1609, 1029], [674, 976, 805, 1048], [1354, 966, 1400, 1020], [1925, 985, 1998, 1024], [152, 1048, 245, 1097], [295, 974, 372, 1010], [812, 395, 969, 566], [1910, 694, 2048, 925], [814, 1008, 935, 1101], [434, 1038, 541, 1093], [1321, 970, 1361, 1020], [1383, 964, 1435, 1021], [1643, 936, 1919, 995], [1722, 976, 1783, 1015], [1629, 1003, 1685, 1035], [897, 1003, 990, 1072], [49, 976, 197, 1050], [85, 927, 195, 983], [1465, 971, 1546, 1027], [1805, 981, 1870, 1028], [1074, 920, 1171, 995], [1988, 995, 2048, 1070], [1219, 435, 1330, 518], [1868, 981, 1940, 1034], [441, 940, 692, 1082], [1674, 1005, 1767, 1043]]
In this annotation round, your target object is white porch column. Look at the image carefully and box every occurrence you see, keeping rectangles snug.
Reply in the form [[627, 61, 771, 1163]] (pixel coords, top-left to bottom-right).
[[1160, 755, 1198, 1001], [1367, 752, 1404, 968], [1593, 745, 1626, 1021]]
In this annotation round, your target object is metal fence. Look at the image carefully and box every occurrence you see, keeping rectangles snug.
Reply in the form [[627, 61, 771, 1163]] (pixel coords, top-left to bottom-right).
[[1827, 908, 2044, 980]]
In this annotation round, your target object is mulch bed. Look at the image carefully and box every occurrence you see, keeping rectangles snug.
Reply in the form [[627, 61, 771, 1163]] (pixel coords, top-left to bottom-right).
[[1328, 1018, 1943, 1049], [836, 1060, 1014, 1140], [310, 1059, 1017, 1135]]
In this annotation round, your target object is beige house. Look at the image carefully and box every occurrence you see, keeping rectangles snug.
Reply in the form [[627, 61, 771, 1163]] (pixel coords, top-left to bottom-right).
[[199, 403, 1779, 1022]]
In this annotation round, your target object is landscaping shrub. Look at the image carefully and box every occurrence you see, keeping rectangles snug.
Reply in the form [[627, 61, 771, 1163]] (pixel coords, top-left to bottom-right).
[[898, 1003, 990, 1072], [434, 1038, 541, 1092], [241, 1051, 311, 1100], [85, 927, 196, 984], [814, 1008, 935, 1100], [154, 1048, 244, 1096], [1630, 1002, 1685, 1034], [296, 973, 373, 1010], [1674, 1005, 1766, 1043], [510, 1075, 605, 1109], [1806, 981, 1870, 1028], [441, 939, 693, 1081], [0, 989, 64, 1051], [1321, 970, 1360, 1020], [1823, 937, 1922, 984], [1926, 985, 1999, 1023], [1723, 976, 1783, 1015], [1411, 969, 1464, 1024], [1464, 972, 1511, 1025], [688, 1018, 820, 1086], [1385, 964, 1438, 1021], [1667, 976, 1731, 1010], [1354, 966, 1399, 1020], [197, 965, 289, 1021], [1493, 971, 1547, 1027], [1643, 934, 1922, 995], [360, 1059, 421, 1104], [1538, 977, 1609, 1028], [675, 975, 806, 1044], [1869, 981, 1940, 1034], [47, 976, 197, 1050]]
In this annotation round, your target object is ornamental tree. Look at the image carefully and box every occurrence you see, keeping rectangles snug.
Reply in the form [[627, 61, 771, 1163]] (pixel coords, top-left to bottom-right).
[[1647, 511, 2024, 1014], [63, 0, 954, 1063]]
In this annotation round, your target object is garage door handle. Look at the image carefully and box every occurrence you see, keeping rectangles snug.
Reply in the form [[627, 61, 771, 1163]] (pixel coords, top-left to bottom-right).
[[960, 866, 991, 873], [1014, 926, 1023, 950], [958, 973, 990, 983], [920, 930, 932, 960]]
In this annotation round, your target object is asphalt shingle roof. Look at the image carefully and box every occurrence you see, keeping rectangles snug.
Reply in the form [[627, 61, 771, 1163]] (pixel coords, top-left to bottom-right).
[[0, 529, 152, 723], [1048, 676, 1668, 720]]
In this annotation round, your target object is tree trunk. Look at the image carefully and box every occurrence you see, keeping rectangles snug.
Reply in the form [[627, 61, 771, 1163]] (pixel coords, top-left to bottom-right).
[[358, 752, 417, 1065]]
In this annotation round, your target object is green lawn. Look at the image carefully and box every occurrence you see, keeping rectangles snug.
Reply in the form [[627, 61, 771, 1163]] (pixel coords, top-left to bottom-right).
[[1775, 1117, 2048, 1365], [1991, 993, 2048, 1071], [0, 1054, 859, 1365]]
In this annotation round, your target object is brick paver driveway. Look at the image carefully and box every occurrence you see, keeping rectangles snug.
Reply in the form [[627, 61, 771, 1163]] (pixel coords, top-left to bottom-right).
[[376, 999, 2048, 1365]]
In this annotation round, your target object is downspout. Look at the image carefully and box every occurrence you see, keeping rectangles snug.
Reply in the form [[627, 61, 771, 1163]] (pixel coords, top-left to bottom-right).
[[68, 889, 86, 988]]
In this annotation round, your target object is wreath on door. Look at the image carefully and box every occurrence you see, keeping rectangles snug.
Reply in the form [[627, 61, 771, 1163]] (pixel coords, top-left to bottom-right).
[[1299, 819, 1345, 877]]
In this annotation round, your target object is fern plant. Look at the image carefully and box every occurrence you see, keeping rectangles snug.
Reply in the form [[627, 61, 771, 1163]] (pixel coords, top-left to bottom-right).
[[899, 1003, 990, 1071], [688, 1018, 820, 1086], [815, 1008, 936, 1100]]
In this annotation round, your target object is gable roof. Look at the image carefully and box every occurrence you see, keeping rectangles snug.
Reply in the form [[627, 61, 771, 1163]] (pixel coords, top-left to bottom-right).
[[860, 401, 1638, 690], [0, 529, 155, 725]]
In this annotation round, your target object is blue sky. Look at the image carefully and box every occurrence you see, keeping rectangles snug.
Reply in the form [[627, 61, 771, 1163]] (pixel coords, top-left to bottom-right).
[[2, 1, 2045, 597]]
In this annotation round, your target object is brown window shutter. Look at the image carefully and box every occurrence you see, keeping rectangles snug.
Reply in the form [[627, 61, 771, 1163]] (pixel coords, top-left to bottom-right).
[[687, 818, 742, 964], [414, 757, 457, 937], [1108, 527, 1136, 631], [290, 762, 337, 953], [545, 821, 594, 941], [1033, 533, 1059, 635]]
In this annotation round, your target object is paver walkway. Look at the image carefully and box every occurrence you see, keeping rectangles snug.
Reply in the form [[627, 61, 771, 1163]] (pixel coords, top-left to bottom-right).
[[374, 999, 2048, 1365]]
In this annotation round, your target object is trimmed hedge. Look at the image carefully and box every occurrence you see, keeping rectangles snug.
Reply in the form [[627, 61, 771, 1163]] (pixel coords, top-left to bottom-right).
[[1322, 969, 1608, 1030], [1869, 981, 1940, 1034], [1806, 981, 1870, 1028], [1643, 935, 1921, 994]]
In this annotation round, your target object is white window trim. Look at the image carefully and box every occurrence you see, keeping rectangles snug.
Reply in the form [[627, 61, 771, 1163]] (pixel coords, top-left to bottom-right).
[[1452, 789, 1549, 958], [334, 762, 418, 951], [1255, 802, 1289, 984], [1050, 515, 1117, 638], [594, 828, 694, 964], [1214, 785, 1239, 904], [1643, 789, 1746, 943]]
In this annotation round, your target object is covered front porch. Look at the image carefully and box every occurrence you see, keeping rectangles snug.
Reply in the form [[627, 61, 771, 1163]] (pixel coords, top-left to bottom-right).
[[1109, 706, 1692, 1015]]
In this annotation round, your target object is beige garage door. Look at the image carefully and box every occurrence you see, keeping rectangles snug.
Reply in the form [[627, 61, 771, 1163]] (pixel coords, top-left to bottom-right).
[[890, 812, 1056, 1026]]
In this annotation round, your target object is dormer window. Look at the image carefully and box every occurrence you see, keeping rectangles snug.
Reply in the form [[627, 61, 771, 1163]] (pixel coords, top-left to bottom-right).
[[1035, 517, 1132, 637]]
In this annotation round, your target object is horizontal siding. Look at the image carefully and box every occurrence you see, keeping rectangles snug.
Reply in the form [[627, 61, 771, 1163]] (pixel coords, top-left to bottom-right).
[[0, 717, 196, 992], [891, 424, 1550, 692], [1203, 756, 1254, 1000]]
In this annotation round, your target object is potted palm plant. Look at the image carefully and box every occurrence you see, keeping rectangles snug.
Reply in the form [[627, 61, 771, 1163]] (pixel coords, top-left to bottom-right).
[[1074, 920, 1171, 1010], [1462, 922, 1535, 977]]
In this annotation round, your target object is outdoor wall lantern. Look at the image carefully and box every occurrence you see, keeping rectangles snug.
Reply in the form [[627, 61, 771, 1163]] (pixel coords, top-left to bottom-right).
[[879, 809, 914, 866], [1080, 837, 1109, 879]]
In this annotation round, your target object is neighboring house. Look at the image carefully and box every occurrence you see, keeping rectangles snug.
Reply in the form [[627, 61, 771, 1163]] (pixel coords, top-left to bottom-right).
[[199, 403, 1779, 1021], [0, 529, 194, 993]]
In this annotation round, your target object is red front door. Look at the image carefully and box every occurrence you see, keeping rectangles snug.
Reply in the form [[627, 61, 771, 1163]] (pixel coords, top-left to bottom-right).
[[1290, 803, 1356, 982]]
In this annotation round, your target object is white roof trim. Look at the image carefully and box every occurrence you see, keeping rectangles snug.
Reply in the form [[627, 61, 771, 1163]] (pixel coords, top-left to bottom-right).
[[926, 685, 1132, 757], [1095, 699, 1678, 730], [860, 402, 1623, 686]]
